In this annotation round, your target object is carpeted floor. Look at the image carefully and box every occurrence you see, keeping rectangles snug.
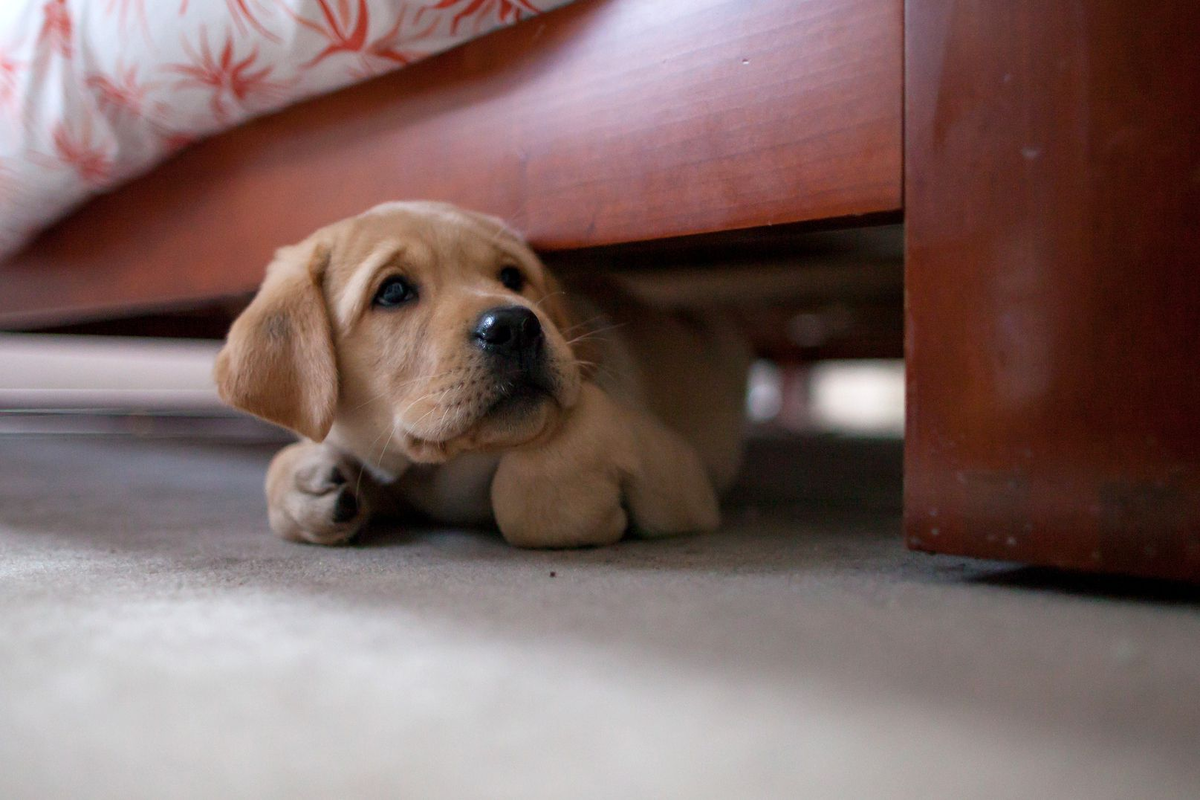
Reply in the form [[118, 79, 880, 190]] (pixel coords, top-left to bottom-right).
[[1, 435, 1198, 799]]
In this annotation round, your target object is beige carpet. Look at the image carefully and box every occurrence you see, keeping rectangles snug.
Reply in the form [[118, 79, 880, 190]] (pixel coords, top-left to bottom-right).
[[1, 436, 1198, 799]]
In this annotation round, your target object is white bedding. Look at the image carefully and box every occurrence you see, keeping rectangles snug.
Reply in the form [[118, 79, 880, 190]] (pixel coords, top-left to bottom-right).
[[0, 0, 574, 260]]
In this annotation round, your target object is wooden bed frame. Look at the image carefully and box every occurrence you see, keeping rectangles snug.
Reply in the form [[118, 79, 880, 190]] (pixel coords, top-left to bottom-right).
[[0, 0, 901, 326], [3, 0, 1197, 581]]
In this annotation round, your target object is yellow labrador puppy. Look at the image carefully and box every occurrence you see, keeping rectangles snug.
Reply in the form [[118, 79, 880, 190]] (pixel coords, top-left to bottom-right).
[[215, 201, 749, 547]]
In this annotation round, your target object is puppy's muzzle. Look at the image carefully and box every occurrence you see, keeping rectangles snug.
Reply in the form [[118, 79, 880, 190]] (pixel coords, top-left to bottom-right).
[[472, 305, 556, 401]]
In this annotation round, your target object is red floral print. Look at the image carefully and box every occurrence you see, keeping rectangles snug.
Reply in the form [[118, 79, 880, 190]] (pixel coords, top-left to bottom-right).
[[289, 0, 438, 75], [106, 0, 151, 41], [180, 0, 284, 45], [166, 28, 290, 123], [0, 46, 22, 114], [364, 7, 438, 67], [431, 0, 543, 35], [38, 0, 72, 59], [87, 63, 161, 119], [0, 0, 576, 259], [290, 0, 371, 67], [49, 120, 113, 185]]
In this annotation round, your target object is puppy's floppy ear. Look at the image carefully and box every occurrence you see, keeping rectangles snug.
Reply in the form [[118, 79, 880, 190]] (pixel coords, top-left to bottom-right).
[[214, 242, 339, 442]]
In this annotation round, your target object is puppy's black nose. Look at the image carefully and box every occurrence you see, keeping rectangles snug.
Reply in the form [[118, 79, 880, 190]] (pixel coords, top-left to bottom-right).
[[473, 306, 543, 358]]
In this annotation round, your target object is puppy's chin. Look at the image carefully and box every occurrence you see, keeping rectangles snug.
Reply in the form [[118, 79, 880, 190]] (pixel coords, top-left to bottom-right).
[[401, 389, 564, 464], [395, 355, 582, 464]]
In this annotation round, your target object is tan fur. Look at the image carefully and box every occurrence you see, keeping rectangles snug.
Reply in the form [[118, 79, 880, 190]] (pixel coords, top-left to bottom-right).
[[213, 243, 338, 442], [214, 201, 750, 548]]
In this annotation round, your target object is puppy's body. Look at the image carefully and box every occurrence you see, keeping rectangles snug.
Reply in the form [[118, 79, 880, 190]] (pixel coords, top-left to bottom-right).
[[332, 284, 748, 527], [217, 202, 749, 547]]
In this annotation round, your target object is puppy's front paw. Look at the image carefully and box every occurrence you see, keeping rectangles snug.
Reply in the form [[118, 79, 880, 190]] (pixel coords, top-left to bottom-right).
[[490, 383, 720, 547], [492, 454, 627, 548], [490, 384, 629, 549], [266, 443, 370, 545]]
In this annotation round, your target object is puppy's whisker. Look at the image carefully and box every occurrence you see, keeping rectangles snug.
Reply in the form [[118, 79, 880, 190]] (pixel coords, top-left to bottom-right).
[[399, 383, 459, 417], [567, 321, 628, 340], [573, 358, 620, 386], [348, 386, 392, 413], [355, 419, 394, 495], [566, 321, 629, 347], [348, 370, 458, 412], [531, 290, 566, 312], [393, 369, 457, 393], [354, 450, 373, 502], [434, 403, 455, 440], [363, 423, 388, 460], [566, 332, 615, 348], [404, 386, 464, 433], [405, 385, 458, 412], [376, 420, 398, 470], [561, 315, 606, 336], [393, 370, 453, 391]]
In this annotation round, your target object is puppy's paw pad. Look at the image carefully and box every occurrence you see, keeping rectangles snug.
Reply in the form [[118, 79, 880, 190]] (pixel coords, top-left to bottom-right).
[[276, 480, 367, 546], [330, 487, 360, 523], [295, 462, 350, 494]]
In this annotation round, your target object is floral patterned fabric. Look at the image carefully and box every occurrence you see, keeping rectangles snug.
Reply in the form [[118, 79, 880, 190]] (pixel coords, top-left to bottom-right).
[[0, 0, 574, 260]]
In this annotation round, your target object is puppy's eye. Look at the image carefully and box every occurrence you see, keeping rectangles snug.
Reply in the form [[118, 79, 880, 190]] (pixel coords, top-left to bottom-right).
[[372, 275, 418, 308], [498, 265, 525, 293]]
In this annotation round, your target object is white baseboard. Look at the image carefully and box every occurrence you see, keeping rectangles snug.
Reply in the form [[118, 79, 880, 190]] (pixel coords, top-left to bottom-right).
[[0, 333, 224, 411]]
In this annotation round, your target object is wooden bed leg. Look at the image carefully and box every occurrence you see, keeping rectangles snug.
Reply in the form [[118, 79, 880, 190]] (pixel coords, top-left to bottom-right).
[[903, 0, 1200, 580]]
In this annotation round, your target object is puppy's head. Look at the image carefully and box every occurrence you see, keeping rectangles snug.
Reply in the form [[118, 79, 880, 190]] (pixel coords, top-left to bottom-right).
[[214, 202, 582, 462]]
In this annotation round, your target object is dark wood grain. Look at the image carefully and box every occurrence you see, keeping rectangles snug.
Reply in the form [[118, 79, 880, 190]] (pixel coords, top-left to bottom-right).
[[0, 0, 901, 327], [904, 1, 1200, 580]]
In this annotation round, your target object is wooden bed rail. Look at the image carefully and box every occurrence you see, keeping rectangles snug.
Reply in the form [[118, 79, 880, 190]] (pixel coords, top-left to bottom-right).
[[0, 0, 901, 328]]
